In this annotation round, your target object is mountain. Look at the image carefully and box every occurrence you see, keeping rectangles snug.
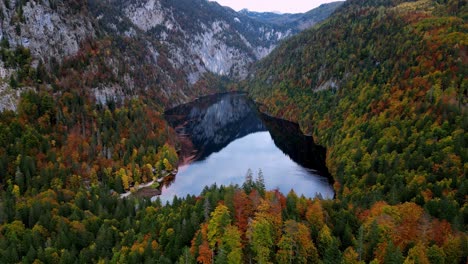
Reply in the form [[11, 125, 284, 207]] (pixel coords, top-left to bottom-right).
[[0, 0, 467, 263], [101, 0, 294, 78], [0, 0, 338, 111], [238, 10, 304, 26], [0, 0, 96, 110], [240, 1, 344, 30], [293, 1, 345, 30], [247, 0, 466, 219]]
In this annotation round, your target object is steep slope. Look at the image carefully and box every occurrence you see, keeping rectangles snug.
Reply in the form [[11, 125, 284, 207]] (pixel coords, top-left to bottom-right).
[[100, 0, 294, 81], [239, 9, 305, 26], [247, 0, 467, 225], [0, 0, 339, 111], [0, 0, 95, 62], [293, 1, 346, 30], [0, 0, 96, 111]]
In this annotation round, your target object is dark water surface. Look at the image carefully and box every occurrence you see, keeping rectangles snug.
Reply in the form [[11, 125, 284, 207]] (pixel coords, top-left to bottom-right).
[[162, 92, 334, 202]]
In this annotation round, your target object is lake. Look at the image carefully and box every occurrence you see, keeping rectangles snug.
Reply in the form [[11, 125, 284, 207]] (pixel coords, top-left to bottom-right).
[[161, 92, 334, 202]]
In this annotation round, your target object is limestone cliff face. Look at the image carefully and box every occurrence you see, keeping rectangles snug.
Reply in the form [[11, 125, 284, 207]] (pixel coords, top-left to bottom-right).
[[0, 0, 95, 63], [118, 0, 293, 82], [0, 0, 95, 111], [0, 0, 339, 110]]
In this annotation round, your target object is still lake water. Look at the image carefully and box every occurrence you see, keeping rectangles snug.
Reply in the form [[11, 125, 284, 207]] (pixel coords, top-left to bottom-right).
[[161, 93, 334, 202]]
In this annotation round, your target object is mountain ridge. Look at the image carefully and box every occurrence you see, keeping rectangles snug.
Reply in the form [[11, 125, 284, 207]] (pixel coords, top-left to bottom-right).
[[240, 1, 344, 30], [0, 0, 340, 111]]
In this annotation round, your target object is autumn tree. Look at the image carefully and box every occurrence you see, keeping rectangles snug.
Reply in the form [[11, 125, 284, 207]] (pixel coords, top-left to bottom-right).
[[276, 220, 319, 264], [220, 225, 243, 264], [318, 225, 342, 264], [207, 204, 231, 249], [248, 213, 275, 264]]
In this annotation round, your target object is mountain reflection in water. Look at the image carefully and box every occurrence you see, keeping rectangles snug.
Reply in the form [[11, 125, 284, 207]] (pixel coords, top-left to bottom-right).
[[162, 92, 334, 202]]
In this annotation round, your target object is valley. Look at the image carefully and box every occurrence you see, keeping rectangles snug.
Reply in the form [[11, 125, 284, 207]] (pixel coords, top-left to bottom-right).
[[0, 0, 466, 263]]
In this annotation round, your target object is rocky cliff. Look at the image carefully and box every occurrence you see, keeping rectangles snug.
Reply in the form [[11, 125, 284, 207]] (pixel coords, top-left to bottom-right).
[[0, 0, 96, 110], [0, 0, 340, 110]]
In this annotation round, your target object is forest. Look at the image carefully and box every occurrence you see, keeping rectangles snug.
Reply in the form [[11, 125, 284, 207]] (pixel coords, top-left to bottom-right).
[[0, 168, 466, 263], [243, 0, 467, 261], [0, 0, 467, 263], [247, 0, 467, 236]]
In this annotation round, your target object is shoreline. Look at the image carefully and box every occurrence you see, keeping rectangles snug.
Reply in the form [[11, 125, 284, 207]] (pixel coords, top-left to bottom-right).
[[119, 169, 178, 199]]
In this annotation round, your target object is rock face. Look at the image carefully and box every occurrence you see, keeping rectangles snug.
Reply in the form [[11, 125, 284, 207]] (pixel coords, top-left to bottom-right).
[[114, 0, 295, 81], [0, 0, 340, 110], [0, 0, 95, 64], [0, 0, 96, 111]]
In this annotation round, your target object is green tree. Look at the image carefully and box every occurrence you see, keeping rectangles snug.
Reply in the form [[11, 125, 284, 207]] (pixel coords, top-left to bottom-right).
[[276, 220, 319, 264], [427, 245, 445, 264], [14, 167, 24, 193], [207, 204, 231, 249], [178, 247, 196, 264], [383, 241, 404, 264], [318, 225, 342, 264], [221, 225, 243, 264], [248, 217, 274, 264]]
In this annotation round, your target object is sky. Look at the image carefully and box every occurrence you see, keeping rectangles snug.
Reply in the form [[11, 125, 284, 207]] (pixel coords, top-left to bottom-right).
[[210, 0, 339, 14]]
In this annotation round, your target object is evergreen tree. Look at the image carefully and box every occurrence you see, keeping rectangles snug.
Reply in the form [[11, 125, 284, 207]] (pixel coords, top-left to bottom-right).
[[383, 241, 404, 264]]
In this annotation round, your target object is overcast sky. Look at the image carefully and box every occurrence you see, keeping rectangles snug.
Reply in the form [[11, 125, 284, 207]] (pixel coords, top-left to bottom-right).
[[211, 0, 339, 14]]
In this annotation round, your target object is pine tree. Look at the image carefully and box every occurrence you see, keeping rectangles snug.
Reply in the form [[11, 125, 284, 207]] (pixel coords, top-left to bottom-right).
[[383, 241, 404, 264], [242, 169, 254, 193], [255, 169, 266, 196]]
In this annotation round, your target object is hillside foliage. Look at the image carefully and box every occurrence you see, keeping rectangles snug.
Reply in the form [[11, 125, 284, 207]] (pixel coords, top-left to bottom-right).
[[1, 175, 466, 263], [0, 90, 178, 196], [247, 0, 467, 230], [0, 0, 466, 263]]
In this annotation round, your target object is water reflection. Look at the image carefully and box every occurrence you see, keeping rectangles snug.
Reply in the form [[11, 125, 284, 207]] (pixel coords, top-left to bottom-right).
[[165, 92, 265, 161], [163, 92, 334, 202]]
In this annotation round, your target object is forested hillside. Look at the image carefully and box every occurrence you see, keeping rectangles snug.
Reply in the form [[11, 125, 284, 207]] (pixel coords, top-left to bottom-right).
[[0, 0, 466, 263], [1, 171, 466, 263], [243, 0, 467, 261], [248, 0, 466, 225]]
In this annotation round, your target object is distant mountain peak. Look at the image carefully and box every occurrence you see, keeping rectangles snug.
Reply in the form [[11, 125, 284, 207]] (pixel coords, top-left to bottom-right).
[[271, 10, 284, 14], [239, 2, 343, 28]]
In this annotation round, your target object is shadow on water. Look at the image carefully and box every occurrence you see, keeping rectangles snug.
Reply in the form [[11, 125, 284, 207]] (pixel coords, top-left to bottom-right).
[[165, 92, 265, 161], [260, 113, 331, 179], [163, 92, 334, 200]]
